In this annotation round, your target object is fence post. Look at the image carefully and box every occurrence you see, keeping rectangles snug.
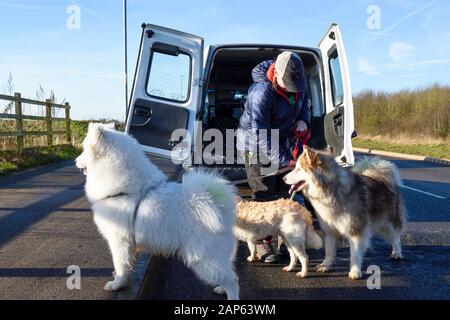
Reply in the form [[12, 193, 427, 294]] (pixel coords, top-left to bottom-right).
[[14, 92, 24, 154], [45, 99, 53, 146], [65, 102, 71, 145]]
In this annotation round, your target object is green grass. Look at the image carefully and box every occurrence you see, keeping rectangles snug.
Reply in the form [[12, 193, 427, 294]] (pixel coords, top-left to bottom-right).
[[71, 120, 89, 147], [353, 137, 450, 159], [0, 145, 81, 176]]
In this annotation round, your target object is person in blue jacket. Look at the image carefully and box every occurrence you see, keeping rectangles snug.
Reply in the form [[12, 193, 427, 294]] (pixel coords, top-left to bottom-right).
[[236, 51, 311, 263]]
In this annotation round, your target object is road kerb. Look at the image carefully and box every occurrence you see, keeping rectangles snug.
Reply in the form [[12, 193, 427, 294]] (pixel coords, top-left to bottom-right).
[[115, 254, 152, 300], [353, 147, 450, 166], [135, 255, 167, 300]]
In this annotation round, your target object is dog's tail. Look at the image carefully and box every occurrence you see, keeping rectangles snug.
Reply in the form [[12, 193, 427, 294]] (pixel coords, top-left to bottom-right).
[[353, 157, 407, 232], [183, 169, 237, 233], [352, 157, 403, 192], [305, 226, 323, 249]]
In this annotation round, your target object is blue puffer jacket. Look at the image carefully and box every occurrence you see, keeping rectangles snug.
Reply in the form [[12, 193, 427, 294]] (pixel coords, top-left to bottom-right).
[[236, 60, 311, 167]]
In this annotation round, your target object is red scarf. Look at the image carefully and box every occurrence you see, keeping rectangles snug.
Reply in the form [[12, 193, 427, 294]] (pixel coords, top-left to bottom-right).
[[266, 64, 300, 103]]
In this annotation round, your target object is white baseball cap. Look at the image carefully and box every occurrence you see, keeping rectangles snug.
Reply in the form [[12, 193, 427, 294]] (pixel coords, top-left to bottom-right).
[[274, 51, 305, 92]]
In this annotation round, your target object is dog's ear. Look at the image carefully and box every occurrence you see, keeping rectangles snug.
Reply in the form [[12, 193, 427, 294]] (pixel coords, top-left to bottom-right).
[[88, 122, 105, 145], [304, 147, 322, 167], [303, 146, 315, 162]]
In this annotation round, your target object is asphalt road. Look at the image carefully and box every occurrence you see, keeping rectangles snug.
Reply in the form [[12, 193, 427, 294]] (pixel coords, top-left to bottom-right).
[[0, 161, 114, 299], [150, 154, 450, 300], [0, 158, 181, 300], [0, 154, 448, 299]]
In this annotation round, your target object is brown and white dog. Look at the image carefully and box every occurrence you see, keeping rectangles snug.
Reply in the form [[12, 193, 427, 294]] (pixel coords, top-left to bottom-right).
[[234, 198, 323, 278], [284, 146, 406, 279]]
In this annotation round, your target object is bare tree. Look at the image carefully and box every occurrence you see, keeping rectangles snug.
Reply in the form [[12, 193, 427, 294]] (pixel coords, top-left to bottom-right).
[[35, 85, 46, 101], [35, 86, 66, 117], [3, 72, 14, 113]]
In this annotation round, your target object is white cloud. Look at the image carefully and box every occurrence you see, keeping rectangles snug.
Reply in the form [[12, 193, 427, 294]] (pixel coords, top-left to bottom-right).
[[387, 42, 450, 71], [388, 42, 415, 69], [356, 56, 380, 75]]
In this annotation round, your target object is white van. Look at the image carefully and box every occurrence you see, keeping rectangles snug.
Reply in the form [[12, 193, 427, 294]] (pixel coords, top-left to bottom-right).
[[125, 23, 356, 176]]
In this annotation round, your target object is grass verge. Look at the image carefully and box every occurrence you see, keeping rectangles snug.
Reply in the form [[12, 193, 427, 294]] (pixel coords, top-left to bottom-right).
[[0, 145, 81, 176], [353, 137, 450, 159]]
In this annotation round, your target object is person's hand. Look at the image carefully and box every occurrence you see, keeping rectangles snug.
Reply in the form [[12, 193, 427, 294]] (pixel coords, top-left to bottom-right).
[[296, 120, 308, 132]]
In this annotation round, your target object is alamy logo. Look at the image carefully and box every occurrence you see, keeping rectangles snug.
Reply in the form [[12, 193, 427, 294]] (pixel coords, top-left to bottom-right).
[[66, 5, 81, 30], [366, 5, 381, 30], [366, 265, 381, 289], [169, 121, 281, 176], [66, 265, 81, 290]]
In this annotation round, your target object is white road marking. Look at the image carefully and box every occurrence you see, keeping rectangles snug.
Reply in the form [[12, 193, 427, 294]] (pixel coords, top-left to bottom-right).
[[402, 185, 446, 199]]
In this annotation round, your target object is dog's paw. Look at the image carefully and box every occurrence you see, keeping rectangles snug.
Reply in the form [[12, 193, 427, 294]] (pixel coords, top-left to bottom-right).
[[103, 277, 128, 291], [213, 286, 226, 295], [348, 268, 362, 280], [282, 266, 293, 272], [296, 270, 307, 278], [390, 253, 403, 261], [247, 256, 258, 262], [315, 264, 330, 273]]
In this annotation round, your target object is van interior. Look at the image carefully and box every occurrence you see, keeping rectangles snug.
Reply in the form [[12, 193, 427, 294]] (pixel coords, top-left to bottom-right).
[[201, 47, 327, 165]]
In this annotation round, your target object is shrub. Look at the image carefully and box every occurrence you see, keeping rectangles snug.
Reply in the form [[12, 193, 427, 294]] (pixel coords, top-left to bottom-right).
[[354, 83, 450, 140]]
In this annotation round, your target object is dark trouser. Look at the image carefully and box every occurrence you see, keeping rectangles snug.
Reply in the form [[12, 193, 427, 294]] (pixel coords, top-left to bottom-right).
[[243, 152, 290, 202]]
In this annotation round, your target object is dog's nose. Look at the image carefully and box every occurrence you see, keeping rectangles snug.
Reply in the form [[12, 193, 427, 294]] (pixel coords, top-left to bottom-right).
[[283, 175, 287, 181]]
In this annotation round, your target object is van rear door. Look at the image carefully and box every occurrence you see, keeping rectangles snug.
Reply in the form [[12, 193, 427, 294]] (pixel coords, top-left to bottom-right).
[[125, 24, 203, 163], [318, 23, 355, 165]]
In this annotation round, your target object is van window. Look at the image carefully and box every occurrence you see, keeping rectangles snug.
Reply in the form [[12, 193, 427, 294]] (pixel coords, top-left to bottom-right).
[[329, 51, 344, 107], [147, 51, 191, 103]]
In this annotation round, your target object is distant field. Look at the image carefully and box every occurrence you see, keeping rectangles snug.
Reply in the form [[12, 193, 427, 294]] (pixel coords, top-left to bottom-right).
[[0, 119, 71, 150], [0, 120, 122, 175], [354, 84, 450, 141], [352, 84, 450, 159], [0, 119, 123, 151]]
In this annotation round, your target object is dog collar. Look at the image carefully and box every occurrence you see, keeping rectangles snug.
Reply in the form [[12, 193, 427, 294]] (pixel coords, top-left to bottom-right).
[[102, 192, 129, 200]]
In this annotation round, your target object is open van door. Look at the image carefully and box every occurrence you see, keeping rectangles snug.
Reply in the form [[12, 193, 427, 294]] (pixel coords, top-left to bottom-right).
[[125, 24, 203, 163], [318, 23, 355, 165]]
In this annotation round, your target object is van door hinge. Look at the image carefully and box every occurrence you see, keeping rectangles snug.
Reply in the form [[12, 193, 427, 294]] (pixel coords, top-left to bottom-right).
[[193, 78, 205, 87]]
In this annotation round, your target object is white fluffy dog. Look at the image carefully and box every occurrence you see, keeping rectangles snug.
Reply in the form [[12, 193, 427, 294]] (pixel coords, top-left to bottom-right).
[[75, 123, 239, 299]]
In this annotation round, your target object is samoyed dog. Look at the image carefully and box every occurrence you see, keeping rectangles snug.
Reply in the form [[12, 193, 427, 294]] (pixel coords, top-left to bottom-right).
[[75, 123, 239, 299]]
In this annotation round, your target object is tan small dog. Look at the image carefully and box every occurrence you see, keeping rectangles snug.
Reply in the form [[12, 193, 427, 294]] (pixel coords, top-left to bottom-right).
[[234, 198, 323, 278]]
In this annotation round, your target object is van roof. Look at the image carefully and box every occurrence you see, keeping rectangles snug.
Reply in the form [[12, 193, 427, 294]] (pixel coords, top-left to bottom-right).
[[208, 44, 320, 54]]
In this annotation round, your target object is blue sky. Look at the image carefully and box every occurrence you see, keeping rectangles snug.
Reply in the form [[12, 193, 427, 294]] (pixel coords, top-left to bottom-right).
[[0, 0, 449, 120]]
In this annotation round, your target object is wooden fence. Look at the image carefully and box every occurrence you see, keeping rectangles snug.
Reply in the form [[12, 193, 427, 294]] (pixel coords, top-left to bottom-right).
[[0, 92, 71, 153]]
